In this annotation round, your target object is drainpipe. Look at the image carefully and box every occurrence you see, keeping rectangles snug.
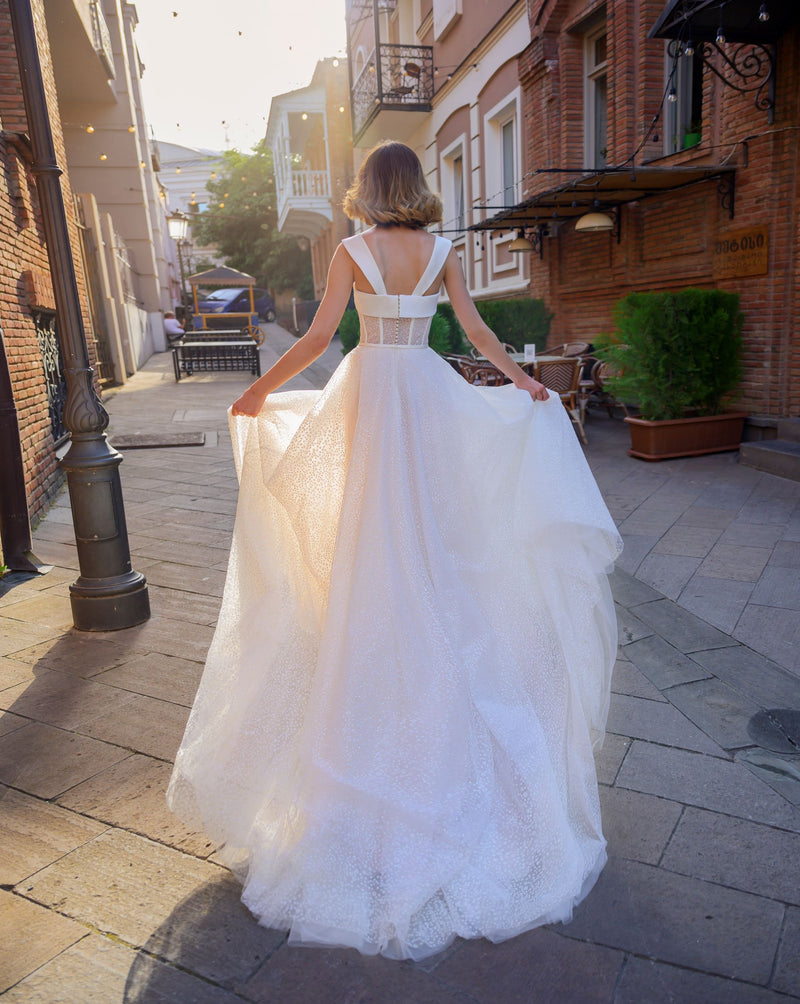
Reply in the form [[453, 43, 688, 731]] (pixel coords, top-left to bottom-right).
[[8, 0, 149, 630]]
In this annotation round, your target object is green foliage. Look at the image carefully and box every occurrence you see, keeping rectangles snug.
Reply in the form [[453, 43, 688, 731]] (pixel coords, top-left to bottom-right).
[[595, 289, 744, 421], [472, 297, 552, 352], [192, 141, 313, 298], [338, 309, 361, 354]]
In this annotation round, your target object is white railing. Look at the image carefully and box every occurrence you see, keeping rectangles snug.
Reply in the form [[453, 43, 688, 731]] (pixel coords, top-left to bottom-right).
[[89, 0, 115, 79]]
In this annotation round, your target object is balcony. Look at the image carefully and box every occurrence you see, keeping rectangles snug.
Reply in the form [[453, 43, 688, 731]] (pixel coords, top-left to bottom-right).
[[45, 0, 116, 104], [351, 43, 433, 146], [275, 165, 333, 239], [89, 0, 115, 79]]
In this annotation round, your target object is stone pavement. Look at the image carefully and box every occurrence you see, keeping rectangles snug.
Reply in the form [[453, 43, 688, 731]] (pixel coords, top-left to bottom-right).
[[1, 326, 799, 1002]]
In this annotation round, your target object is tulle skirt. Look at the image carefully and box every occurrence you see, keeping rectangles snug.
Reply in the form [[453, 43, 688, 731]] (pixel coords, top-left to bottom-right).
[[167, 344, 622, 960]]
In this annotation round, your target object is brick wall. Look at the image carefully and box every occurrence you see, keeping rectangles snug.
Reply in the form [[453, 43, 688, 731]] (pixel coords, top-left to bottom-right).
[[520, 0, 800, 418], [0, 0, 97, 546]]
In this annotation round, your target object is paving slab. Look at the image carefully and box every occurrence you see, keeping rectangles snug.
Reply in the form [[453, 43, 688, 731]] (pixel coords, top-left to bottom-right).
[[608, 567, 662, 608], [612, 533, 660, 575], [661, 806, 800, 906], [677, 574, 755, 634], [610, 657, 667, 702], [76, 691, 190, 761], [770, 540, 800, 567], [1, 932, 241, 1004], [0, 591, 74, 631], [137, 561, 227, 598], [736, 749, 800, 808], [614, 605, 653, 646], [424, 927, 624, 1004], [676, 506, 738, 528], [0, 722, 131, 799], [734, 605, 800, 677], [11, 633, 135, 677], [0, 710, 28, 738], [634, 553, 702, 601], [615, 956, 792, 1004], [772, 906, 800, 997], [599, 786, 683, 865], [594, 734, 631, 786], [0, 890, 87, 994], [750, 565, 800, 610], [652, 523, 724, 557], [720, 521, 787, 548], [666, 676, 764, 751], [88, 615, 215, 663], [563, 857, 783, 984], [56, 753, 214, 857], [623, 634, 712, 690], [689, 645, 800, 708], [0, 619, 62, 659], [631, 598, 736, 654], [0, 786, 106, 885], [698, 543, 772, 583], [616, 741, 800, 832], [94, 652, 204, 708], [0, 668, 140, 732], [17, 829, 284, 987], [605, 693, 724, 754]]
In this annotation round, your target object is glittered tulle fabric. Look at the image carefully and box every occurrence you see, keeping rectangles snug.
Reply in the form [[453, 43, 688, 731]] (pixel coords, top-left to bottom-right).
[[167, 235, 622, 961]]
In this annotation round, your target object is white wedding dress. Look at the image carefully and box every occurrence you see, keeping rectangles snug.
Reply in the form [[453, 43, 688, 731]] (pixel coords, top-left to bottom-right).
[[167, 232, 622, 961]]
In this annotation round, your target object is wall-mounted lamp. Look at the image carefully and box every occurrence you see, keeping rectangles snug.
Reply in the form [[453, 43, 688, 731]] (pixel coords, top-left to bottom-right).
[[508, 229, 534, 252], [574, 211, 614, 233]]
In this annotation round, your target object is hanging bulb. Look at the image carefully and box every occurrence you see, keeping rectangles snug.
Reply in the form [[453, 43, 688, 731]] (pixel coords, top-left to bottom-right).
[[684, 39, 694, 56], [99, 153, 108, 160], [667, 86, 677, 102], [716, 24, 725, 43], [339, 105, 345, 113], [128, 124, 136, 132], [86, 124, 94, 133], [332, 58, 339, 67], [758, 3, 769, 21], [175, 166, 181, 173], [301, 112, 308, 120]]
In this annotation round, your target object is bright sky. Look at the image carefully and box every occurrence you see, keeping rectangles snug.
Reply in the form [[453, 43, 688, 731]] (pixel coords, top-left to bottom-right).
[[133, 0, 348, 154]]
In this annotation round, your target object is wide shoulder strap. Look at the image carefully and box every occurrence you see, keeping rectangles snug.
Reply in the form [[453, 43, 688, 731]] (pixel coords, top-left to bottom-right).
[[412, 235, 452, 296], [341, 233, 387, 295]]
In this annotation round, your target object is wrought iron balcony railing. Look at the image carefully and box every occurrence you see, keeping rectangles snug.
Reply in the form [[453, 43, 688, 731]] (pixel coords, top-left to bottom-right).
[[89, 0, 115, 79], [351, 43, 433, 141]]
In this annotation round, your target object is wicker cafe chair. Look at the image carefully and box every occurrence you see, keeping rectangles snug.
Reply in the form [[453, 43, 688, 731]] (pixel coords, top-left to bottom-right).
[[469, 342, 516, 360], [590, 359, 629, 418], [535, 356, 588, 444], [547, 341, 591, 358], [459, 359, 509, 386]]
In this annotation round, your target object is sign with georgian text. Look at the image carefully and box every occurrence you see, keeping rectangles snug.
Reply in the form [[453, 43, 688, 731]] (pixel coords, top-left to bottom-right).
[[712, 226, 769, 279]]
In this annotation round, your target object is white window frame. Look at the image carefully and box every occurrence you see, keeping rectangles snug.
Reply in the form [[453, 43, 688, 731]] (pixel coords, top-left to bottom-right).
[[482, 88, 521, 212], [440, 133, 468, 237], [583, 23, 608, 169]]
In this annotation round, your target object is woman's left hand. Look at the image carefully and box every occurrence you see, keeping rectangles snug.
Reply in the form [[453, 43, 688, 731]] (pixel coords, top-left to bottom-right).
[[514, 374, 549, 402], [231, 385, 267, 417]]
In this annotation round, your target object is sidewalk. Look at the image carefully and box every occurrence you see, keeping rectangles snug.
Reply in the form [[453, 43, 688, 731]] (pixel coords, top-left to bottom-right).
[[1, 328, 799, 1002]]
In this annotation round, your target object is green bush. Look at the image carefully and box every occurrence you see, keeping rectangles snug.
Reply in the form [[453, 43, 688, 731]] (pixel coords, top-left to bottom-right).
[[338, 309, 360, 355], [595, 289, 743, 421], [473, 298, 552, 352]]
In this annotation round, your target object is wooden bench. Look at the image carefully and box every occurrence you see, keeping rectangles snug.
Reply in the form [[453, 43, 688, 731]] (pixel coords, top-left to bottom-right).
[[172, 340, 261, 381]]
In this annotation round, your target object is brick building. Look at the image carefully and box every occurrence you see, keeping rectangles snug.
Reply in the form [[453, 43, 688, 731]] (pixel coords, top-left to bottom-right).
[[472, 0, 799, 420], [0, 0, 97, 556]]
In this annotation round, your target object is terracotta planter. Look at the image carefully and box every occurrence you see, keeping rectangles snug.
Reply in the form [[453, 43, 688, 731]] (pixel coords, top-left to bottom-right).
[[625, 412, 747, 461]]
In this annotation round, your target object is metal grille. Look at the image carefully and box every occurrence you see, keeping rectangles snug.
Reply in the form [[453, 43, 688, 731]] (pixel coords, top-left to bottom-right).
[[33, 310, 68, 446], [89, 0, 115, 78], [351, 43, 433, 140]]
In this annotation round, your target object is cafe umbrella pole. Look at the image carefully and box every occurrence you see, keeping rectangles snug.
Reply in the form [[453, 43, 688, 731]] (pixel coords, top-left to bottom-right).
[[9, 0, 149, 630]]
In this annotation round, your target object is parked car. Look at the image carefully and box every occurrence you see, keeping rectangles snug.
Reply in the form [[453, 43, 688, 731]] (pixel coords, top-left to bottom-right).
[[196, 287, 276, 322]]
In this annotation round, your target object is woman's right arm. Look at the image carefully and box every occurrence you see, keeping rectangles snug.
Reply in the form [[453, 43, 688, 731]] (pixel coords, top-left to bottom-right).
[[232, 245, 355, 416], [442, 249, 548, 402]]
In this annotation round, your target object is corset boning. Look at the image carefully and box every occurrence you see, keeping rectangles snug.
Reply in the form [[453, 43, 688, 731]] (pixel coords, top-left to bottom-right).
[[354, 289, 437, 348]]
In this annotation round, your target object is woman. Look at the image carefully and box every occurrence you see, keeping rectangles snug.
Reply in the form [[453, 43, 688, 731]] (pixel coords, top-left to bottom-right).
[[167, 141, 621, 961]]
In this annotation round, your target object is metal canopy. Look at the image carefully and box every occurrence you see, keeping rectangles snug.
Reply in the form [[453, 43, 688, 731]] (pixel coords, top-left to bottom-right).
[[469, 165, 737, 232], [187, 266, 256, 286], [649, 0, 798, 44]]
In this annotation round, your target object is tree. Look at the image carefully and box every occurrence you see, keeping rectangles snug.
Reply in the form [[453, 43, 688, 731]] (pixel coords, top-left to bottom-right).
[[192, 142, 314, 299]]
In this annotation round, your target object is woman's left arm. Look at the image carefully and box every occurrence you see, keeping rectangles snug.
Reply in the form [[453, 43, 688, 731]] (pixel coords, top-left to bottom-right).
[[232, 246, 354, 416]]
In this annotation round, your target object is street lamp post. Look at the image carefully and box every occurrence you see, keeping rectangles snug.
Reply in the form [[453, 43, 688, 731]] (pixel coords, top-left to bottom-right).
[[9, 0, 149, 630], [167, 211, 192, 329]]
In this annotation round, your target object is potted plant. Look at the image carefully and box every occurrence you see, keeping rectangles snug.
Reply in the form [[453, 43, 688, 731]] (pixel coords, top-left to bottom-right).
[[595, 289, 746, 461], [683, 120, 702, 149]]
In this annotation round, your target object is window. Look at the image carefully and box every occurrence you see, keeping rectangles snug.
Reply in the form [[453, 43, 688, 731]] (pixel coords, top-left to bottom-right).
[[664, 48, 703, 155], [584, 26, 608, 169], [483, 91, 520, 210], [453, 153, 465, 231], [441, 138, 467, 234]]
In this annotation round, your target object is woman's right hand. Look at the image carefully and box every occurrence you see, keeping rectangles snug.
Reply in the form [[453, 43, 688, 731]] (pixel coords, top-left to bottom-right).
[[514, 374, 549, 402], [232, 385, 267, 417]]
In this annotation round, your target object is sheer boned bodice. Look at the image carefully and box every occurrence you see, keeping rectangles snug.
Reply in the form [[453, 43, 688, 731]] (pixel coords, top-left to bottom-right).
[[343, 232, 451, 348]]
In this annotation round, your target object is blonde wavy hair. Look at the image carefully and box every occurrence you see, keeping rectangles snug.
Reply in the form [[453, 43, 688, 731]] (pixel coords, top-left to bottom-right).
[[343, 141, 443, 227]]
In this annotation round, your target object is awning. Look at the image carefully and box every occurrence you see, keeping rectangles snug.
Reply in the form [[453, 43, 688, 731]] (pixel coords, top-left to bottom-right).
[[469, 164, 736, 232], [649, 0, 798, 44], [187, 266, 256, 286]]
